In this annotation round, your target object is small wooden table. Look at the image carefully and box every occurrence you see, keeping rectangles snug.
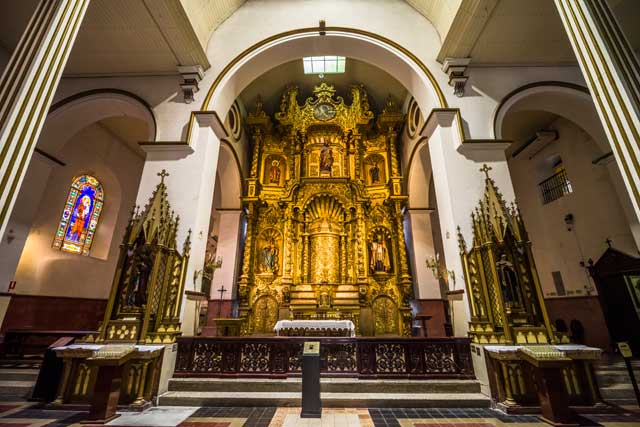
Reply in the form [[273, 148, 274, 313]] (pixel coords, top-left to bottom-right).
[[518, 345, 577, 427]]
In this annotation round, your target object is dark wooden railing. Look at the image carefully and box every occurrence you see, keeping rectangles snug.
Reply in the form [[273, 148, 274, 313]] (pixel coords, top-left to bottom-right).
[[1, 330, 93, 359], [175, 336, 474, 379], [539, 169, 572, 204]]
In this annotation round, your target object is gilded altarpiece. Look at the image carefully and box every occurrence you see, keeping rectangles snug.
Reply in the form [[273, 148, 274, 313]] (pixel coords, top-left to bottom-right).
[[238, 83, 413, 336]]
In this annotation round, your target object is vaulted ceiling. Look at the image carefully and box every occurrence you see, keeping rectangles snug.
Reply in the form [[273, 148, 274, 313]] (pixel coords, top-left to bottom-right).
[[0, 0, 638, 76]]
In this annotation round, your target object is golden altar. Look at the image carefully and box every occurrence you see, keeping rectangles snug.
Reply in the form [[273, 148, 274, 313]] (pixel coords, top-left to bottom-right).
[[237, 83, 412, 336]]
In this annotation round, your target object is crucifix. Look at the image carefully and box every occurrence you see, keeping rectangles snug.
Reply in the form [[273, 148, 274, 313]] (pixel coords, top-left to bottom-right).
[[216, 285, 228, 318], [479, 164, 492, 179], [157, 169, 170, 183]]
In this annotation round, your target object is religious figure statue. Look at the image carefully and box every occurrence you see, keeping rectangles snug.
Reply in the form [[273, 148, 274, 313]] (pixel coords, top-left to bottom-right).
[[370, 233, 391, 272], [66, 195, 91, 242], [127, 256, 151, 307], [269, 159, 281, 184], [260, 239, 279, 273], [369, 162, 380, 184], [319, 140, 334, 173], [496, 254, 522, 309]]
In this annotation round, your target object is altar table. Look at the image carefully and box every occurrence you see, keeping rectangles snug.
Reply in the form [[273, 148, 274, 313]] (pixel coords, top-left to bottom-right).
[[274, 320, 355, 337]]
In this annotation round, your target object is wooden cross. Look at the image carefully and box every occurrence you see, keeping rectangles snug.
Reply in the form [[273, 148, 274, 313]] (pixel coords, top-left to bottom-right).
[[217, 285, 227, 318], [157, 169, 170, 183], [479, 164, 492, 179]]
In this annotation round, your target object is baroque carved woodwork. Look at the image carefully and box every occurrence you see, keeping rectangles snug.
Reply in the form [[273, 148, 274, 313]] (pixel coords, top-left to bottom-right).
[[457, 166, 568, 345], [238, 83, 412, 335], [85, 171, 191, 344]]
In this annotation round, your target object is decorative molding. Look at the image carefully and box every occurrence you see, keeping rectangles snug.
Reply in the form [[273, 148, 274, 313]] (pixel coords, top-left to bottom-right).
[[442, 57, 471, 97], [178, 65, 204, 104], [138, 141, 194, 155]]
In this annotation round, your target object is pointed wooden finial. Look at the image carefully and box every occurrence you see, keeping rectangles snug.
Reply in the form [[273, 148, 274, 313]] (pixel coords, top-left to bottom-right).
[[479, 164, 492, 179], [157, 169, 170, 183]]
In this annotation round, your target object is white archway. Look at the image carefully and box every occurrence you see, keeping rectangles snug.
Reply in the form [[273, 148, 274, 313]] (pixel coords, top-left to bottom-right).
[[493, 83, 607, 153], [202, 29, 447, 120]]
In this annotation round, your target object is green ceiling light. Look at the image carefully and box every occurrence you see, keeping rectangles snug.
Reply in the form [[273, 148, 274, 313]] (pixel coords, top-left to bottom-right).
[[303, 56, 346, 75]]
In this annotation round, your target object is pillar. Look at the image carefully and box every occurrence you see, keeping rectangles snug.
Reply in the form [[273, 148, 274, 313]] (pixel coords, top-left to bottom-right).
[[555, 0, 640, 220], [406, 209, 440, 299], [0, 0, 91, 239], [209, 209, 242, 316], [137, 114, 222, 325], [424, 110, 513, 336]]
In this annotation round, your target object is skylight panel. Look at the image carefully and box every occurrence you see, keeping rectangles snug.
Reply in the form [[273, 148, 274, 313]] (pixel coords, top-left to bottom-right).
[[303, 56, 346, 75]]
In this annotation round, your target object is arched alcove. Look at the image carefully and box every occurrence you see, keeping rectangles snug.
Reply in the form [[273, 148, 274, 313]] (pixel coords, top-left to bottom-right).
[[0, 91, 155, 332], [497, 83, 637, 350]]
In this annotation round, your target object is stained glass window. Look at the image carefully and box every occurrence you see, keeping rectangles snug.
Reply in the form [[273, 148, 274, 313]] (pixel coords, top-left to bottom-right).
[[52, 175, 104, 256]]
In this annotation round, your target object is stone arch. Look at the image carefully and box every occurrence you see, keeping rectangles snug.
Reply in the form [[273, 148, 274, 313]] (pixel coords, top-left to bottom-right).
[[217, 142, 243, 210], [43, 89, 156, 154], [406, 138, 432, 209], [201, 28, 447, 122], [493, 82, 608, 153]]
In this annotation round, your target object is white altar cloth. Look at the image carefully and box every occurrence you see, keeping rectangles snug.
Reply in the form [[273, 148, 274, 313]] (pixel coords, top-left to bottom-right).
[[274, 320, 355, 336]]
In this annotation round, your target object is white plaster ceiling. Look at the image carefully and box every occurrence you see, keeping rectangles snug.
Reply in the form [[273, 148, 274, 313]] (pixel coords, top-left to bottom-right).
[[238, 58, 408, 117], [469, 0, 576, 65], [0, 0, 639, 75]]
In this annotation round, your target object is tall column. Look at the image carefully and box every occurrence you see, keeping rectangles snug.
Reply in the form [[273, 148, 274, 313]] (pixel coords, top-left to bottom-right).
[[555, 0, 640, 220], [137, 115, 221, 322], [0, 0, 91, 239], [425, 111, 513, 336]]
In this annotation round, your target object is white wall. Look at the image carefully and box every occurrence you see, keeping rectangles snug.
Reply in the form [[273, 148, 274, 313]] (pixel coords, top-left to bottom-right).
[[509, 117, 637, 298], [10, 123, 143, 299]]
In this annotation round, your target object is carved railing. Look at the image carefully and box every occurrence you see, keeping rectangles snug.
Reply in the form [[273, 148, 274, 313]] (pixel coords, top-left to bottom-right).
[[174, 337, 474, 379]]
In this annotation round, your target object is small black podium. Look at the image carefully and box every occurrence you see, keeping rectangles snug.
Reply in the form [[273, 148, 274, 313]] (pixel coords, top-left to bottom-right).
[[301, 341, 321, 418]]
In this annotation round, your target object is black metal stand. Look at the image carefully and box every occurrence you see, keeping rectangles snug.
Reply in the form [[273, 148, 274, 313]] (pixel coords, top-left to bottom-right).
[[623, 357, 640, 407], [301, 342, 321, 418]]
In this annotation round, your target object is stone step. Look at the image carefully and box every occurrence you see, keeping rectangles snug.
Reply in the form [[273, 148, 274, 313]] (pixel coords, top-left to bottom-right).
[[595, 370, 640, 387], [158, 390, 490, 408], [0, 368, 40, 382], [168, 378, 480, 394], [599, 384, 639, 399]]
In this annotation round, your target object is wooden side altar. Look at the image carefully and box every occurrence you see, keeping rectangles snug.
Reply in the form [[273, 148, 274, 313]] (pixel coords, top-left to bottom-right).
[[49, 172, 191, 411], [457, 167, 603, 413]]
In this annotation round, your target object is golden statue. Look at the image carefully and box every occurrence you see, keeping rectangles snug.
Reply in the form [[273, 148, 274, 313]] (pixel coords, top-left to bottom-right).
[[239, 83, 411, 336]]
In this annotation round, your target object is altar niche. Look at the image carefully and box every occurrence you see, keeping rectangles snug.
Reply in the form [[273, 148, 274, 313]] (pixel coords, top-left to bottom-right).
[[237, 83, 412, 336]]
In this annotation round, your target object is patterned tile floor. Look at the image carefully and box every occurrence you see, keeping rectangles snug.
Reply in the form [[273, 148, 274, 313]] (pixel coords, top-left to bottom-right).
[[1, 402, 640, 427]]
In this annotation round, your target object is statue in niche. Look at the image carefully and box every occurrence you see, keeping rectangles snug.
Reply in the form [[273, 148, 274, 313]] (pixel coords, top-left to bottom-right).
[[496, 254, 523, 309], [269, 159, 281, 184], [319, 140, 334, 173], [125, 247, 153, 307], [370, 233, 391, 273], [260, 238, 279, 274], [369, 162, 380, 184]]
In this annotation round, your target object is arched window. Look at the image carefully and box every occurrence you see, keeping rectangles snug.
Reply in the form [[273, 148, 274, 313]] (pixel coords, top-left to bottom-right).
[[52, 175, 104, 256]]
